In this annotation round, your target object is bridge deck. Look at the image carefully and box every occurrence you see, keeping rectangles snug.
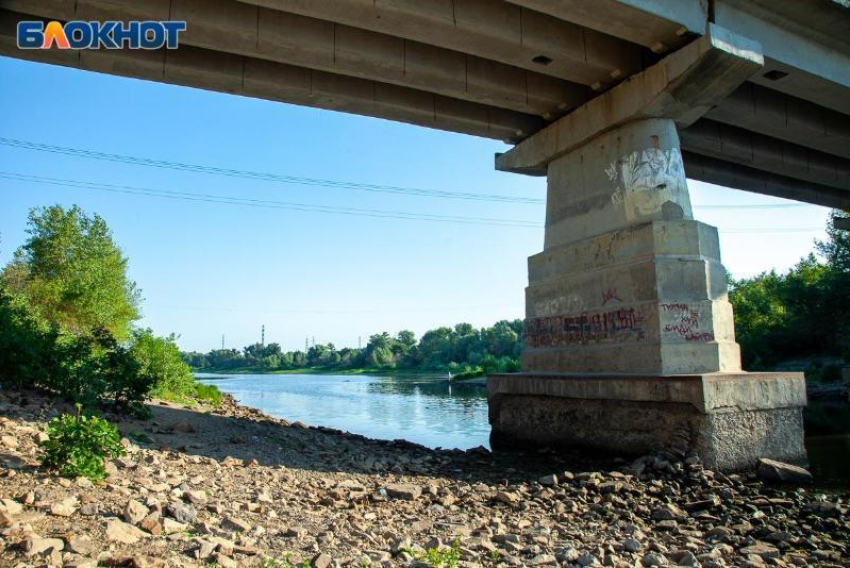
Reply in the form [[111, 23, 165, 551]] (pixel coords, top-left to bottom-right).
[[1, 0, 848, 208]]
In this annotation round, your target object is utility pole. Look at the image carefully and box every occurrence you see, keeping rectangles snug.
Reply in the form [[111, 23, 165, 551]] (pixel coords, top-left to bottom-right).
[[221, 334, 225, 350], [261, 325, 265, 346], [305, 336, 308, 353]]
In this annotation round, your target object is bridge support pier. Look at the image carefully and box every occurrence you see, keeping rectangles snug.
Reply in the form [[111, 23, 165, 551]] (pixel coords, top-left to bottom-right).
[[489, 117, 807, 471]]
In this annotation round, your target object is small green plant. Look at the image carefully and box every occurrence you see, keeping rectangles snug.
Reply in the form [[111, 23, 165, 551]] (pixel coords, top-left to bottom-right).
[[39, 405, 125, 482], [193, 382, 223, 406], [259, 555, 309, 568], [402, 540, 461, 568]]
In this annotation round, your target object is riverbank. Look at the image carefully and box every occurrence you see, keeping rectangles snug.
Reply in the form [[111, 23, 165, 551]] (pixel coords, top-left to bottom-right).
[[0, 388, 848, 567], [196, 368, 848, 399], [195, 366, 448, 378]]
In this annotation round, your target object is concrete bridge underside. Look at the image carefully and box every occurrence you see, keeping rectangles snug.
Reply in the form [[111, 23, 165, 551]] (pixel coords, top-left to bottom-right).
[[3, 0, 850, 470]]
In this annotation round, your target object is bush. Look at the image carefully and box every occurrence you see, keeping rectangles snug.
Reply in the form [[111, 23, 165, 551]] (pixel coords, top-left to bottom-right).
[[402, 540, 461, 568], [40, 407, 125, 482], [0, 287, 57, 388], [193, 383, 223, 406], [131, 330, 196, 398], [130, 329, 220, 406], [54, 327, 153, 411], [0, 288, 153, 411]]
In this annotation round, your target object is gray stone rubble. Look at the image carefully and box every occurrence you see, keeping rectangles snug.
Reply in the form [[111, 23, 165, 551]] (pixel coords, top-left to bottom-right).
[[0, 389, 847, 567]]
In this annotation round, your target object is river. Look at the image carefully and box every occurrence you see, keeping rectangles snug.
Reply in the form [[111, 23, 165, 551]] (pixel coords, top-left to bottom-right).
[[198, 373, 849, 489], [198, 373, 490, 450]]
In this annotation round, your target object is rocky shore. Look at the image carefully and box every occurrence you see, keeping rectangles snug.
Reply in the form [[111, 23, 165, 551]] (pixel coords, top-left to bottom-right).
[[0, 388, 847, 567]]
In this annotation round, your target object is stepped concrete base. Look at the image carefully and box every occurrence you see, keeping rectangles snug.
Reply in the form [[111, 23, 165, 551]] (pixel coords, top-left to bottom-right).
[[488, 372, 807, 472]]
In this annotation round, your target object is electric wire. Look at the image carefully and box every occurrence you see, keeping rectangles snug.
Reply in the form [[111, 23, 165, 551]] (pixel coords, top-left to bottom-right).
[[0, 138, 821, 213], [0, 137, 544, 204], [0, 171, 542, 228], [0, 171, 825, 233]]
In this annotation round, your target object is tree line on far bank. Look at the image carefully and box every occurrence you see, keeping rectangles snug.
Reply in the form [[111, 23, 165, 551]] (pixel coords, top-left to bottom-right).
[[728, 211, 849, 379], [182, 320, 523, 375], [184, 211, 850, 380], [0, 205, 219, 413]]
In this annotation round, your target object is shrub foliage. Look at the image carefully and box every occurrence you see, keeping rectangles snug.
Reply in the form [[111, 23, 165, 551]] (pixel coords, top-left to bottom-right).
[[40, 407, 125, 482]]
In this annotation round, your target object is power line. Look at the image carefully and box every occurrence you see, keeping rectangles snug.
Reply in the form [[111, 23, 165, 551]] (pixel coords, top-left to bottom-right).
[[1, 171, 824, 233], [0, 138, 820, 212], [0, 136, 544, 205], [0, 171, 542, 228]]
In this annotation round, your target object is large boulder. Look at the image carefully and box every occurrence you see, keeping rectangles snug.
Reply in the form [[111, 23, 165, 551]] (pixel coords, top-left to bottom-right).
[[756, 458, 813, 485]]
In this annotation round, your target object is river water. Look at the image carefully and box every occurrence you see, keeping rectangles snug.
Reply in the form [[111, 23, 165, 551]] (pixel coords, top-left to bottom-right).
[[198, 373, 849, 488], [198, 373, 490, 450]]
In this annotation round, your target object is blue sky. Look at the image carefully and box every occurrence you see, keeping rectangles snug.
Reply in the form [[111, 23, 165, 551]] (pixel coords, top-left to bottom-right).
[[0, 56, 833, 353]]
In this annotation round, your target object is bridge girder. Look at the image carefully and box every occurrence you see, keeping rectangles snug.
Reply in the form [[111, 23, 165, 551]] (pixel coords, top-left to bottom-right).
[[1, 0, 849, 208]]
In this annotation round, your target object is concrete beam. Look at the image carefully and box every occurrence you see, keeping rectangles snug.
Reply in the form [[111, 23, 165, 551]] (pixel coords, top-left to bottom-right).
[[496, 24, 763, 174], [680, 119, 850, 192], [683, 152, 850, 210], [0, 10, 542, 142], [9, 0, 589, 118], [706, 83, 850, 162], [488, 372, 806, 414], [715, 0, 850, 115], [234, 0, 643, 90], [737, 0, 850, 52], [503, 0, 707, 53]]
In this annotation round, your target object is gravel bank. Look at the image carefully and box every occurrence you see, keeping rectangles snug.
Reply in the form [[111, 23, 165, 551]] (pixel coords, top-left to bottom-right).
[[0, 388, 847, 567]]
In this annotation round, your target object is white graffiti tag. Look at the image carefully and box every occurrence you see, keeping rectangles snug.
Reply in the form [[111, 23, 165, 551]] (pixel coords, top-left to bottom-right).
[[606, 148, 692, 220]]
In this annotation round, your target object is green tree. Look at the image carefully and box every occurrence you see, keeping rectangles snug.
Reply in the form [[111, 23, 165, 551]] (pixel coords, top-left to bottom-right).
[[369, 346, 395, 368], [1, 205, 140, 341], [730, 211, 850, 368], [817, 210, 850, 272], [397, 330, 416, 348], [817, 210, 850, 356], [306, 344, 329, 366], [481, 320, 521, 358], [419, 327, 455, 366], [131, 329, 196, 398]]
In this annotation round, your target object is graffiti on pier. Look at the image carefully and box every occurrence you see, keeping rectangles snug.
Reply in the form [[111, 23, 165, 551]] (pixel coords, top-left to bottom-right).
[[601, 287, 622, 306], [605, 147, 691, 220], [526, 307, 647, 347], [661, 303, 715, 342]]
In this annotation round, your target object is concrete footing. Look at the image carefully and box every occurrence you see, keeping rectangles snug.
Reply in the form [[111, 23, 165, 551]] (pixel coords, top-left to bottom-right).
[[488, 372, 807, 472]]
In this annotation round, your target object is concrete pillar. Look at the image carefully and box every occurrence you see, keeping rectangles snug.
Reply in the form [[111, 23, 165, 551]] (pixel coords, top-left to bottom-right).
[[489, 117, 808, 471]]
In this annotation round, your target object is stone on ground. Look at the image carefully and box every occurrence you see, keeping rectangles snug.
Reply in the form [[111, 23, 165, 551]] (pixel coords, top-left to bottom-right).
[[756, 458, 813, 485], [105, 519, 148, 544], [385, 483, 421, 501]]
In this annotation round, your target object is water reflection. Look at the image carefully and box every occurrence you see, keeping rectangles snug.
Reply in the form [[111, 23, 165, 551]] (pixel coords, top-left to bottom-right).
[[805, 400, 850, 490], [198, 374, 489, 450]]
